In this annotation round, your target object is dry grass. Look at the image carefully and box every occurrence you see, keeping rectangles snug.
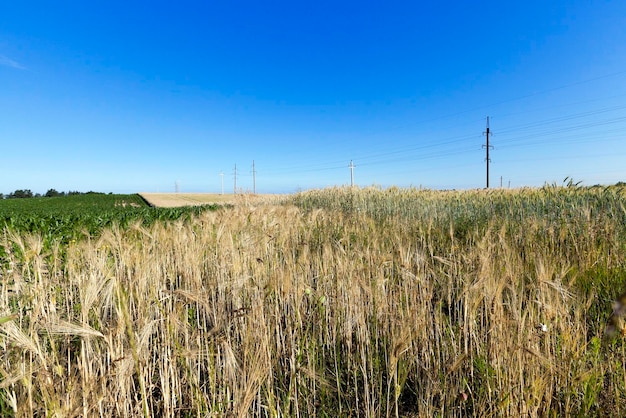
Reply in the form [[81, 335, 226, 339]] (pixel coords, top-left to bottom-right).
[[139, 193, 285, 208], [1, 186, 625, 416]]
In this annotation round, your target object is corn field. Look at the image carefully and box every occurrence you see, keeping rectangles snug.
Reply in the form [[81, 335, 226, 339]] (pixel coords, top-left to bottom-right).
[[1, 185, 626, 416]]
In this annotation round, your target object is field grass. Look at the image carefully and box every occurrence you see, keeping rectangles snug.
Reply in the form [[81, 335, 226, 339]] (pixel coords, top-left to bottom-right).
[[1, 185, 626, 416]]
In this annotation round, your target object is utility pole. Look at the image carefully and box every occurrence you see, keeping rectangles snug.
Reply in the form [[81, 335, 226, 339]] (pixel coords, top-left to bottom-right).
[[220, 172, 224, 195], [252, 160, 256, 194], [482, 117, 493, 188], [233, 164, 237, 194], [349, 160, 356, 187]]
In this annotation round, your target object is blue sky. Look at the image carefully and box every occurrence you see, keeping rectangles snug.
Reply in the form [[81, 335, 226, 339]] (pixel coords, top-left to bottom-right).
[[1, 1, 626, 194]]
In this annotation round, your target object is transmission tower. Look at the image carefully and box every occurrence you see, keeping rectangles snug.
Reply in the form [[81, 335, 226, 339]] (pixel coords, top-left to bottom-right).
[[220, 172, 224, 195], [233, 164, 237, 194]]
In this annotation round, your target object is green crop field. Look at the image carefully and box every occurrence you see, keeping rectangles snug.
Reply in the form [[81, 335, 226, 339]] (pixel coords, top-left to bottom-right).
[[1, 185, 626, 417], [0, 193, 218, 246]]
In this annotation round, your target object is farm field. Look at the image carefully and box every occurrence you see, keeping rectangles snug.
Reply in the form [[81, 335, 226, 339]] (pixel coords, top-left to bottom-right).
[[139, 192, 284, 208], [0, 193, 217, 245], [1, 185, 626, 416]]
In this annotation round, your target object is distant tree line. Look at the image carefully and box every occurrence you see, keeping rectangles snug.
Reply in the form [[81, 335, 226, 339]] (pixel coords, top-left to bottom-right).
[[0, 189, 105, 199]]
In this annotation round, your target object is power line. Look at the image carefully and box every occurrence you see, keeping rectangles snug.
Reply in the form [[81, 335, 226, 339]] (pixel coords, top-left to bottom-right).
[[265, 105, 626, 176], [250, 72, 626, 185], [496, 104, 626, 135], [264, 106, 626, 174], [358, 69, 626, 134], [261, 104, 624, 177], [496, 115, 626, 147]]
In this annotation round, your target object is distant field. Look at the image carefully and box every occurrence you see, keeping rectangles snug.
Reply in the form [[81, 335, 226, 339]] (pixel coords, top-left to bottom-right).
[[0, 193, 214, 243], [139, 192, 284, 207]]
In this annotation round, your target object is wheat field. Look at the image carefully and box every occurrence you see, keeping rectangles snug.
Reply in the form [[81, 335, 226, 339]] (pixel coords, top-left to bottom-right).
[[1, 186, 625, 417], [139, 193, 283, 208]]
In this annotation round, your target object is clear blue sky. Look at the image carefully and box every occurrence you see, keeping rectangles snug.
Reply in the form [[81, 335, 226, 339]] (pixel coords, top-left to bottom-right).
[[1, 1, 626, 194]]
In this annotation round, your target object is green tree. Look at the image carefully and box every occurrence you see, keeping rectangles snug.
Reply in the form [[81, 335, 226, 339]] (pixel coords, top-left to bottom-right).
[[45, 189, 63, 198], [9, 189, 33, 198]]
